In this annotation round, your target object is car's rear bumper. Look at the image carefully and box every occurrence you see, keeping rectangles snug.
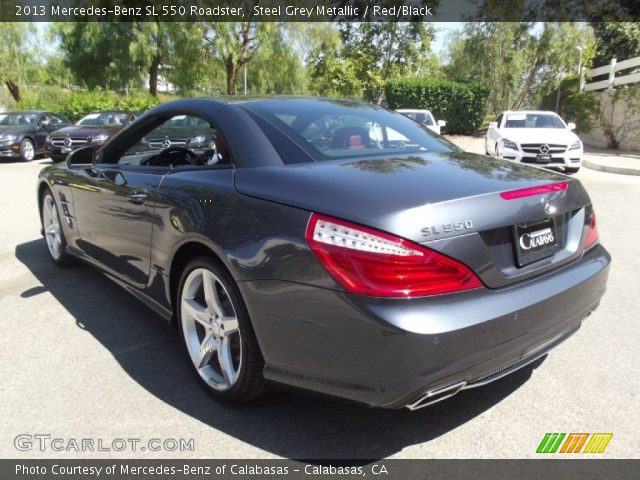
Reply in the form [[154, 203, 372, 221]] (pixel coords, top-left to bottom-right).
[[239, 244, 610, 408]]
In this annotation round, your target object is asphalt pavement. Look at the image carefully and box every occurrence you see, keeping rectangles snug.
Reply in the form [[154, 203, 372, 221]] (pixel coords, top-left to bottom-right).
[[1, 154, 638, 459]]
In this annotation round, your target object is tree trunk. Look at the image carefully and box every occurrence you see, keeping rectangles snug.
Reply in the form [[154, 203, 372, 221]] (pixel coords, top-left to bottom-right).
[[512, 61, 540, 110], [5, 80, 20, 102], [148, 56, 161, 97], [226, 56, 237, 95]]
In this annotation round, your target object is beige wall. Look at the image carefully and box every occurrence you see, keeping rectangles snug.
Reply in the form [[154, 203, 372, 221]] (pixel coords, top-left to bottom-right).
[[582, 91, 640, 150]]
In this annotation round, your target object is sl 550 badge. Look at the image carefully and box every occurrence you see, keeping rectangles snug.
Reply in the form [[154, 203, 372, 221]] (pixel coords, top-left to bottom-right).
[[421, 220, 473, 237]]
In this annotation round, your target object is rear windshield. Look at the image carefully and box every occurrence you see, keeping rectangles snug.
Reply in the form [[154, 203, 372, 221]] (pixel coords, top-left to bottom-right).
[[243, 100, 458, 162]]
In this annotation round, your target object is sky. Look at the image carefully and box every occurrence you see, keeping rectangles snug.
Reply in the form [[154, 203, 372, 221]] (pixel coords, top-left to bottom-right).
[[432, 22, 463, 60]]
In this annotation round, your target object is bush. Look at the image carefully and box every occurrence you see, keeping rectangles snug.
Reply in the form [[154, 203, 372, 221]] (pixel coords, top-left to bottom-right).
[[17, 88, 160, 121], [17, 86, 70, 113], [385, 77, 490, 134], [539, 76, 599, 134], [116, 93, 160, 113], [59, 90, 116, 120]]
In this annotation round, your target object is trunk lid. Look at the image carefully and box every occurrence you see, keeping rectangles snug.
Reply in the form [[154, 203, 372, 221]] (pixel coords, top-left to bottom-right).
[[235, 152, 592, 288]]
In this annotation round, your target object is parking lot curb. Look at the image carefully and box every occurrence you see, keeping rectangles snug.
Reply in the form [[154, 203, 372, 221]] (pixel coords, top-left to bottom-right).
[[583, 157, 640, 176]]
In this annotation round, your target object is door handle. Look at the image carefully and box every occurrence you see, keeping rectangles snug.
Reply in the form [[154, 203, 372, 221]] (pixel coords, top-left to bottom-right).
[[129, 191, 147, 204]]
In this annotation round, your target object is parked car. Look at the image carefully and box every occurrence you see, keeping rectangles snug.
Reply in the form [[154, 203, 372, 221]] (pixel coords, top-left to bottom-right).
[[396, 109, 446, 134], [0, 111, 70, 161], [46, 111, 138, 163], [486, 110, 583, 174], [37, 98, 609, 409], [134, 114, 215, 155]]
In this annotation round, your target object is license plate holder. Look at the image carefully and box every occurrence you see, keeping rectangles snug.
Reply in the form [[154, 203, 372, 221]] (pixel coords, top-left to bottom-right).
[[513, 218, 559, 267], [62, 147, 72, 153], [536, 154, 552, 163]]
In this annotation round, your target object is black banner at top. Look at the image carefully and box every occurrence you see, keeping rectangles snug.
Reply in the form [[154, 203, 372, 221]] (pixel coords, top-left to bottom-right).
[[3, 0, 640, 22]]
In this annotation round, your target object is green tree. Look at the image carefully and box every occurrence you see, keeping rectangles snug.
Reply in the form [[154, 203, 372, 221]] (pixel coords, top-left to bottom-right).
[[307, 23, 361, 98], [202, 22, 277, 95], [130, 21, 169, 97], [592, 22, 640, 66], [0, 23, 34, 102], [54, 22, 139, 91], [339, 22, 438, 104], [445, 22, 595, 113]]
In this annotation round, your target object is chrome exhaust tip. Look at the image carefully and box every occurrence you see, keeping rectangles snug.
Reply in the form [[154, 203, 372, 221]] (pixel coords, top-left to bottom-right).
[[405, 381, 467, 411]]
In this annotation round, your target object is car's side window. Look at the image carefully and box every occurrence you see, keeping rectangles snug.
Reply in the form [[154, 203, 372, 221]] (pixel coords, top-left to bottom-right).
[[50, 115, 66, 125], [118, 114, 228, 168]]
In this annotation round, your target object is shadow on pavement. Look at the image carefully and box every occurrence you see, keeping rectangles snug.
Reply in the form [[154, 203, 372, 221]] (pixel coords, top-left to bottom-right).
[[15, 238, 542, 460]]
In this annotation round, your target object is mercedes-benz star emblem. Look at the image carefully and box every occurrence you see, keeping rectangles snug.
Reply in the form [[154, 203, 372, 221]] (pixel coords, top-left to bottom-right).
[[539, 144, 550, 154], [63, 137, 72, 147], [162, 138, 171, 148]]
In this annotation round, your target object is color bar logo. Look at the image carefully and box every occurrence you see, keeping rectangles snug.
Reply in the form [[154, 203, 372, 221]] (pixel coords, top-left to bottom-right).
[[537, 433, 612, 454]]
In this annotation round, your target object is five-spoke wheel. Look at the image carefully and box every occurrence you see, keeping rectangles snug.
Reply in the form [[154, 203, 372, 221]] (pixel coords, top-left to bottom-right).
[[178, 257, 266, 401], [20, 138, 35, 162], [41, 189, 72, 266]]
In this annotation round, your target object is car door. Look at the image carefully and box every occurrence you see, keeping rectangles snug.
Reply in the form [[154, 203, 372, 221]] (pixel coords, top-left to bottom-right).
[[70, 112, 218, 288], [71, 163, 166, 287]]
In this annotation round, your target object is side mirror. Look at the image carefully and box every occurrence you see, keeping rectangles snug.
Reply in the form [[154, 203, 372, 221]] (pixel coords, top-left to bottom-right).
[[66, 146, 95, 168], [38, 118, 51, 128], [489, 121, 498, 129], [437, 120, 446, 127], [567, 122, 576, 130]]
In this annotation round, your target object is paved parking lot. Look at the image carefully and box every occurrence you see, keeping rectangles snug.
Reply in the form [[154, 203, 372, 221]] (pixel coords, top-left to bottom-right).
[[1, 152, 639, 459]]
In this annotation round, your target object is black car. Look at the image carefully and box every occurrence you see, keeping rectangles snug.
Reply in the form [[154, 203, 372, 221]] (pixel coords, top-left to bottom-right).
[[37, 98, 610, 409], [0, 111, 71, 161], [46, 111, 138, 163]]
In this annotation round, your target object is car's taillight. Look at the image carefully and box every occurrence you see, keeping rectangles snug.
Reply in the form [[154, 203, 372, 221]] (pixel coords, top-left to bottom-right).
[[500, 182, 568, 200], [305, 213, 483, 298], [583, 210, 599, 250]]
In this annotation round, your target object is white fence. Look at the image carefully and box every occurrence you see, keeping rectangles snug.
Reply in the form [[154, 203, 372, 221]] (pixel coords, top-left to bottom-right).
[[582, 56, 640, 92]]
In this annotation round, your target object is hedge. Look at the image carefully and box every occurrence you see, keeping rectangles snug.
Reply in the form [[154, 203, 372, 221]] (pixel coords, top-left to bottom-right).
[[539, 76, 599, 134], [385, 77, 490, 134], [18, 88, 159, 121]]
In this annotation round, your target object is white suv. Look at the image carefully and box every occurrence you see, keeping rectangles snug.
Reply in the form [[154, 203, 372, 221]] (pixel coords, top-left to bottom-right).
[[485, 110, 583, 174]]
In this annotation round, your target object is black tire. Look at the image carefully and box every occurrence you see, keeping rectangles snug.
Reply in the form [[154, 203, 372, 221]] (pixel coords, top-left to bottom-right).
[[177, 256, 267, 403], [565, 166, 580, 175], [20, 138, 36, 162], [40, 188, 74, 267]]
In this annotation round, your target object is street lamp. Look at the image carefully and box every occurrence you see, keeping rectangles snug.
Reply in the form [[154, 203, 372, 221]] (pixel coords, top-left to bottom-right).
[[577, 45, 584, 76]]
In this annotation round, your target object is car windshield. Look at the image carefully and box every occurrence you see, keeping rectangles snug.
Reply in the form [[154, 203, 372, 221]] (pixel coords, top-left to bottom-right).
[[244, 100, 458, 162], [504, 113, 565, 129], [0, 113, 37, 126], [402, 111, 434, 126], [77, 112, 129, 126]]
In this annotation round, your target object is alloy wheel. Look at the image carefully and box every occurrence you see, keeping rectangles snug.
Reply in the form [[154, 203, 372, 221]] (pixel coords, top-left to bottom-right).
[[180, 268, 242, 391], [42, 194, 62, 260], [21, 139, 35, 161]]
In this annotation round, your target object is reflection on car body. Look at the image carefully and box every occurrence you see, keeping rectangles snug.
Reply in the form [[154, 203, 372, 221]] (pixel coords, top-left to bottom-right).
[[37, 98, 610, 410]]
